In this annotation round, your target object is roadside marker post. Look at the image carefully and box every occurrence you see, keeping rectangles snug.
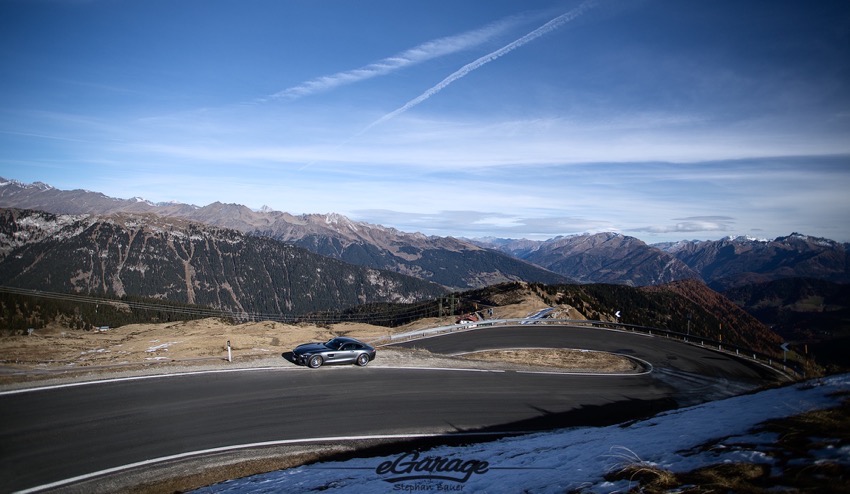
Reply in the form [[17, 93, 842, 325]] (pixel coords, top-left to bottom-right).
[[227, 340, 232, 363]]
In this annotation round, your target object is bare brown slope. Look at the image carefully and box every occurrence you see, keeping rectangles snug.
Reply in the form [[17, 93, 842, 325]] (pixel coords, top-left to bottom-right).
[[643, 279, 783, 355]]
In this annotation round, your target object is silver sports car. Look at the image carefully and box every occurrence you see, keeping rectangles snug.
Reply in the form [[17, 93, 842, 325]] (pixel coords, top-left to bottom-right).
[[292, 336, 376, 368]]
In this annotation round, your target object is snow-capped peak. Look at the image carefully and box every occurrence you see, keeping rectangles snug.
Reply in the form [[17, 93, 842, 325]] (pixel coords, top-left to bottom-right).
[[324, 213, 359, 232], [130, 196, 155, 206], [724, 235, 768, 243], [31, 181, 54, 191], [0, 178, 54, 191]]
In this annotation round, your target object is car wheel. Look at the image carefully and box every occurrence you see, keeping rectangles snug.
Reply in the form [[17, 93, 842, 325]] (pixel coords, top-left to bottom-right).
[[356, 353, 370, 366], [308, 355, 323, 368]]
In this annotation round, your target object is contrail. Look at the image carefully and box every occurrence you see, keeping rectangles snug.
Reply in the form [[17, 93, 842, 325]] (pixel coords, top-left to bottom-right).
[[359, 0, 597, 135], [263, 16, 520, 103], [299, 1, 597, 170]]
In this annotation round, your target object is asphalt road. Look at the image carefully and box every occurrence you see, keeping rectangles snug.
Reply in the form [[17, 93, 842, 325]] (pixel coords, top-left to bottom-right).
[[0, 325, 780, 493], [393, 325, 779, 405]]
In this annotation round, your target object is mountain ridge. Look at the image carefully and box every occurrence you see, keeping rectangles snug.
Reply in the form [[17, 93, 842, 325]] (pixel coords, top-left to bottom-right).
[[472, 232, 702, 286], [0, 208, 448, 316], [655, 233, 850, 290], [0, 178, 571, 290], [2, 177, 848, 289]]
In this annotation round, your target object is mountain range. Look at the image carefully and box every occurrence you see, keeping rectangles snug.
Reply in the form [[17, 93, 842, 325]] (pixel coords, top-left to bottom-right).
[[474, 233, 850, 290], [0, 179, 571, 290], [473, 233, 701, 286], [3, 177, 847, 291], [657, 234, 850, 290]]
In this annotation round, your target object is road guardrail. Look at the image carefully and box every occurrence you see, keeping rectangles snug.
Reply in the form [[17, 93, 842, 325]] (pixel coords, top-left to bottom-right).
[[368, 317, 802, 379]]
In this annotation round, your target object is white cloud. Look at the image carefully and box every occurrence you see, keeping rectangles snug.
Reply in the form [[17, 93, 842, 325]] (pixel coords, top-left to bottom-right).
[[350, 209, 619, 240], [630, 217, 737, 235]]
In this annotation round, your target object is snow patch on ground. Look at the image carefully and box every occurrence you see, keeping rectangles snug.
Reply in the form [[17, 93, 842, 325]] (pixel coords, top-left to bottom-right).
[[146, 341, 180, 353], [196, 375, 850, 493]]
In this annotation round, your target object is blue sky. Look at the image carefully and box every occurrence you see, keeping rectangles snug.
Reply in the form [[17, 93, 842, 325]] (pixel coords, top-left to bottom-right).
[[1, 0, 849, 243]]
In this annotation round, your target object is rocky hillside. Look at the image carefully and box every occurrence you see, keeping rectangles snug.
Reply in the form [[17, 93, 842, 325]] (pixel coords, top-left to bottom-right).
[[0, 208, 447, 317], [0, 179, 572, 289]]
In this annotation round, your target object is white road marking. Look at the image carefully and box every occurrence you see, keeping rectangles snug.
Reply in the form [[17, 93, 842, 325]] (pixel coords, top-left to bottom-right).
[[0, 366, 292, 396]]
